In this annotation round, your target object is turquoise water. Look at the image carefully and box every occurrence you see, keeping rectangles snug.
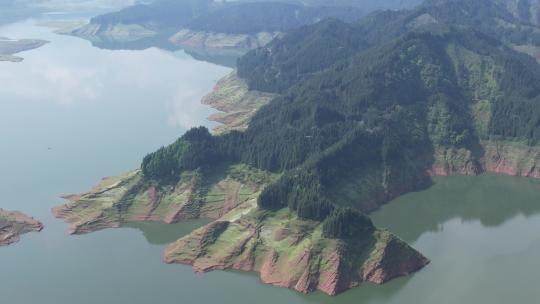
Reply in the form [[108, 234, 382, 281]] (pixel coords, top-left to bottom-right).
[[1, 18, 540, 304]]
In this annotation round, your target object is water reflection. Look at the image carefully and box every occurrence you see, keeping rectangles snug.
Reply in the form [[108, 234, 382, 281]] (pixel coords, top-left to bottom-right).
[[80, 31, 242, 68], [372, 173, 540, 243], [123, 220, 209, 245], [285, 173, 540, 304]]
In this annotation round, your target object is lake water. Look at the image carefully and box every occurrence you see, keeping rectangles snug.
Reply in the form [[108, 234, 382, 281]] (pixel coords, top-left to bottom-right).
[[1, 18, 540, 304]]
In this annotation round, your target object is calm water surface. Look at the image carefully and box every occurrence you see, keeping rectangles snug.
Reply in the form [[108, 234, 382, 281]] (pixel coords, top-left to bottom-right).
[[1, 18, 540, 304]]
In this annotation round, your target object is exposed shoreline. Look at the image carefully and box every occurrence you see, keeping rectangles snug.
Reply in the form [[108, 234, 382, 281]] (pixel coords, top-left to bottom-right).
[[169, 29, 279, 51], [0, 209, 43, 246], [201, 71, 277, 134], [65, 22, 278, 53]]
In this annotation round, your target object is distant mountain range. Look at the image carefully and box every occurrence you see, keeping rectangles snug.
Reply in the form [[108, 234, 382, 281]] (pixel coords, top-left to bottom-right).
[[67, 0, 369, 53]]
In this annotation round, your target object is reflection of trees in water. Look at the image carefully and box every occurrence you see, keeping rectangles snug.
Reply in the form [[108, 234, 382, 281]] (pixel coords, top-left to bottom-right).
[[373, 174, 540, 243], [183, 48, 242, 68], [87, 32, 241, 68]]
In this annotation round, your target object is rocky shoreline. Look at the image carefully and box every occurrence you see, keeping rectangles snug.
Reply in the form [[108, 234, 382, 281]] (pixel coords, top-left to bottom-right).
[[0, 209, 43, 246], [429, 141, 540, 178]]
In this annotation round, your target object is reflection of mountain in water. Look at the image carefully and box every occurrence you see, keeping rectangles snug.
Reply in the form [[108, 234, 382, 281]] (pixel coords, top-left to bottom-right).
[[372, 174, 540, 243], [84, 33, 241, 68], [182, 47, 243, 69]]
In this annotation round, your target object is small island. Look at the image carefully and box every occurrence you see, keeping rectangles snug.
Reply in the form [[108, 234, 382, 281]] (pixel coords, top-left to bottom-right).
[[0, 37, 49, 62], [0, 209, 43, 246]]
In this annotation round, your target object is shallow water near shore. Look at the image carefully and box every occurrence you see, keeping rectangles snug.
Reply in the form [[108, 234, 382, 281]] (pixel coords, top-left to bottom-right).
[[1, 18, 540, 304]]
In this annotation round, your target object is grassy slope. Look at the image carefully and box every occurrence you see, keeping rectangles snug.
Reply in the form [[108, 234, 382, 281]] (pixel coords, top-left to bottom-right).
[[164, 207, 428, 295], [53, 164, 277, 234]]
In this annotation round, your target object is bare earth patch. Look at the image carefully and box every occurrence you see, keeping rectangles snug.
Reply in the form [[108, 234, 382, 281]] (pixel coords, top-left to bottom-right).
[[201, 71, 278, 134]]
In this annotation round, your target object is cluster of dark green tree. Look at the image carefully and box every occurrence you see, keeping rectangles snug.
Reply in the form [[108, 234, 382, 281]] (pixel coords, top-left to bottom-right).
[[322, 208, 374, 239], [141, 127, 224, 180], [238, 0, 540, 94]]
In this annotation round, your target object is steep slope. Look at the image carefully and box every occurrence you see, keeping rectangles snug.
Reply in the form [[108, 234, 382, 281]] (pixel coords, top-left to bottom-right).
[[237, 18, 368, 92], [238, 0, 540, 93], [53, 164, 277, 234], [164, 209, 428, 295]]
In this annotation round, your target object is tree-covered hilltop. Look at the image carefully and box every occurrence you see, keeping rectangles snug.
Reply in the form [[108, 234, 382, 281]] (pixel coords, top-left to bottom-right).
[[141, 127, 224, 180], [237, 18, 368, 92], [238, 0, 540, 93], [417, 0, 540, 46]]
